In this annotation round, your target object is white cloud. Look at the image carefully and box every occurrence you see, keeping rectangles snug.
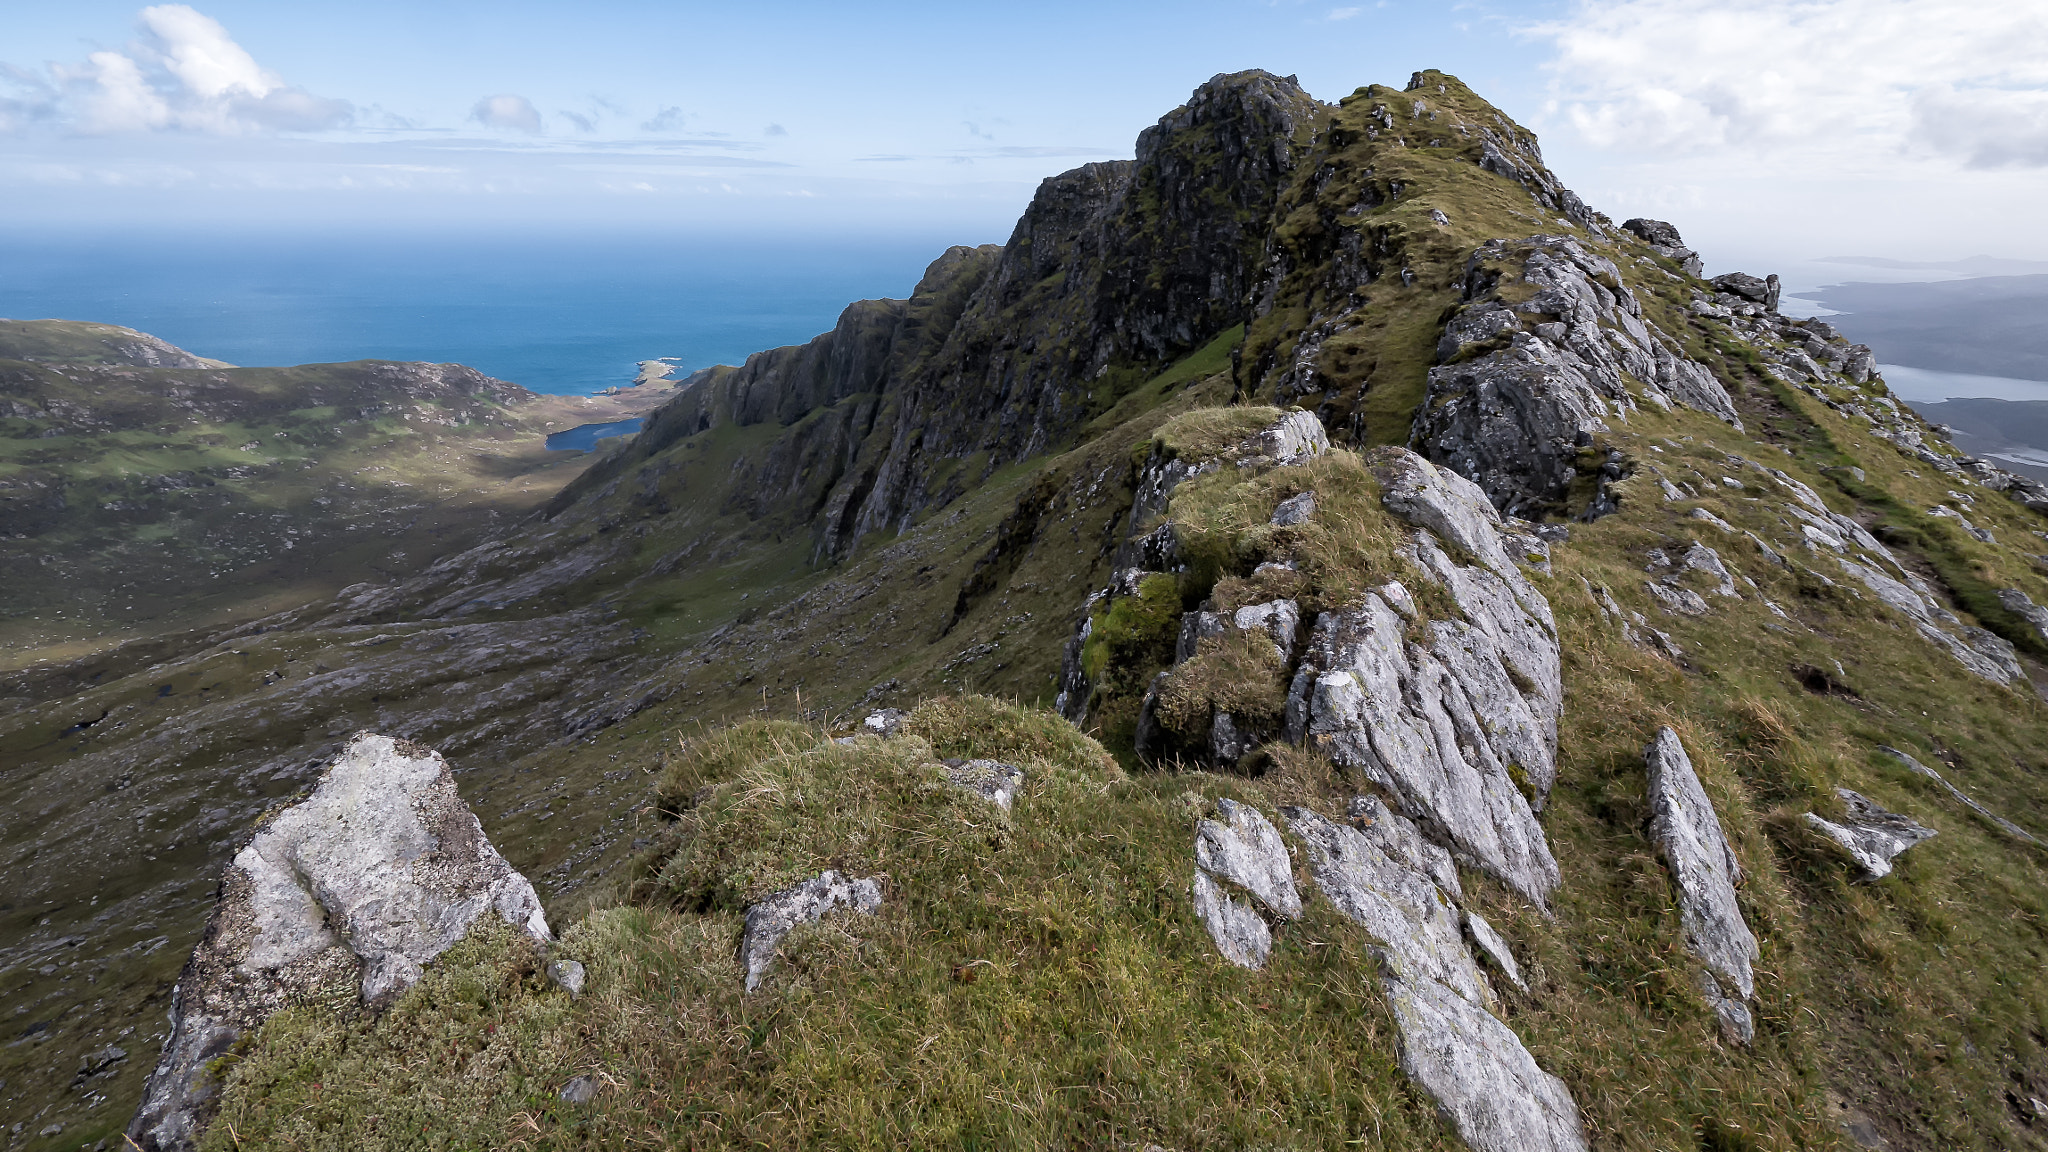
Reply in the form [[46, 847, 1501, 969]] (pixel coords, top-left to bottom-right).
[[471, 94, 542, 134], [10, 4, 348, 135], [1532, 0, 2048, 171], [641, 106, 686, 133], [1328, 7, 1363, 20]]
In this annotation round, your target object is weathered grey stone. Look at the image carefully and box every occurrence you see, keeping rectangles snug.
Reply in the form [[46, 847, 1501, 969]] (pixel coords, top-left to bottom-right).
[[1231, 598, 1301, 659], [1210, 711, 1251, 767], [1879, 745, 2039, 845], [1998, 588, 2048, 646], [1191, 869, 1272, 969], [1463, 911, 1526, 993], [946, 759, 1026, 810], [1252, 409, 1331, 463], [862, 708, 909, 737], [129, 734, 552, 1152], [1286, 807, 1587, 1152], [1280, 450, 1564, 904], [740, 870, 883, 992], [1645, 581, 1710, 616], [1285, 808, 1489, 1002], [1195, 799, 1302, 919], [1348, 794, 1463, 897], [1416, 236, 1737, 516], [1271, 490, 1316, 526], [1698, 971, 1755, 1046], [1175, 609, 1228, 663], [1644, 728, 1758, 1000], [1805, 789, 1936, 880], [559, 1074, 599, 1104], [1622, 218, 1705, 276], [548, 959, 587, 999]]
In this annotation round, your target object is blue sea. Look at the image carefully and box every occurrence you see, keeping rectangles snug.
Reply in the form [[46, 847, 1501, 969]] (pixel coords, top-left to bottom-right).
[[0, 228, 978, 396]]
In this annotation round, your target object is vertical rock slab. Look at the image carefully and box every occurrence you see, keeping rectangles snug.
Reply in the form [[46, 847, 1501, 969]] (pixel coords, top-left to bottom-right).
[[1286, 807, 1587, 1152], [1643, 728, 1759, 1040], [128, 734, 553, 1152]]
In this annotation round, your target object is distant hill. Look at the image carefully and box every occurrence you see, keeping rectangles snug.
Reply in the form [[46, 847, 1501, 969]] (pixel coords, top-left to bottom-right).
[[0, 320, 673, 664], [1810, 274, 2048, 381]]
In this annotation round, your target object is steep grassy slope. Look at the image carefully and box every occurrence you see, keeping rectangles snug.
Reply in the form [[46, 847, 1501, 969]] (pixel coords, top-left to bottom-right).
[[0, 321, 673, 666], [11, 68, 2048, 1151]]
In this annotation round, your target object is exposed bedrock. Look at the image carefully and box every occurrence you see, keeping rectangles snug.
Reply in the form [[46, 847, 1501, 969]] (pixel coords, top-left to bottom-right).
[[128, 734, 552, 1152], [1415, 236, 1740, 517], [1643, 728, 1759, 1044], [1289, 449, 1564, 906], [1286, 806, 1587, 1152]]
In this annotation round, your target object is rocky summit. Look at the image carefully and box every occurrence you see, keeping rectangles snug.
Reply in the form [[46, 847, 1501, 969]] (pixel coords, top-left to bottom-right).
[[8, 67, 2048, 1152]]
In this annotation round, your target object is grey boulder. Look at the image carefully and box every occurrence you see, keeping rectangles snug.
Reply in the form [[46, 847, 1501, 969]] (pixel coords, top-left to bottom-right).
[[946, 759, 1026, 810], [1805, 789, 1936, 880], [128, 733, 552, 1152], [1286, 806, 1586, 1152]]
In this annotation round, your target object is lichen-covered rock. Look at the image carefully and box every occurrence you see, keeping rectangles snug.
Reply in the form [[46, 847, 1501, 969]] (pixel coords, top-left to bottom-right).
[[1463, 910, 1527, 993], [128, 734, 552, 1152], [1191, 870, 1272, 969], [1643, 728, 1758, 1002], [1286, 807, 1586, 1152], [1252, 409, 1331, 464], [1286, 450, 1563, 905], [1191, 799, 1297, 969], [1196, 798, 1302, 919], [740, 870, 884, 992], [1271, 490, 1316, 525], [1415, 236, 1739, 516], [862, 708, 910, 737], [1805, 789, 1936, 880], [947, 759, 1026, 810]]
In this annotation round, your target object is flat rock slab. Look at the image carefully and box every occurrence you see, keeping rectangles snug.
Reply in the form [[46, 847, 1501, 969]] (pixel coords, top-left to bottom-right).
[[1644, 728, 1758, 1001], [1879, 745, 2037, 845], [1806, 789, 1936, 880], [129, 733, 551, 1152], [741, 870, 883, 991]]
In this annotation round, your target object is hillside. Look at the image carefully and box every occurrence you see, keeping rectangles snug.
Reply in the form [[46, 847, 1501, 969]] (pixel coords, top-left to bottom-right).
[[0, 320, 677, 667], [8, 69, 2048, 1151]]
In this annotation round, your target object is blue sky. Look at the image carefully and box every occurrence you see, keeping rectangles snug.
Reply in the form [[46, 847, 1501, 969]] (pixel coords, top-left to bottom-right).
[[4, 1, 2046, 276]]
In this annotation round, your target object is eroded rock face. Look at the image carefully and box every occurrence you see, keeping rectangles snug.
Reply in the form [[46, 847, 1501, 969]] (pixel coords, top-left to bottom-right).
[[128, 734, 551, 1152], [740, 870, 884, 992], [1643, 728, 1758, 1038], [1287, 450, 1563, 905], [1415, 236, 1740, 517], [1286, 806, 1586, 1152], [1805, 790, 1936, 880]]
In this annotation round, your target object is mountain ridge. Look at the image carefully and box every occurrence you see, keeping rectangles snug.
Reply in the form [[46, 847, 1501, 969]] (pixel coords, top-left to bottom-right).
[[8, 68, 2048, 1151]]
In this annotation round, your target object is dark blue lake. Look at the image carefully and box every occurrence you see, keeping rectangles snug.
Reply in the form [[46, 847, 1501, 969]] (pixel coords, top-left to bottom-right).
[[0, 228, 980, 395], [546, 417, 645, 452]]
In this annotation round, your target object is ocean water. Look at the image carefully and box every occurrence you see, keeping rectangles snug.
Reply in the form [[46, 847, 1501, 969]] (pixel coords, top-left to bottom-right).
[[1879, 364, 2048, 403], [0, 229, 974, 396]]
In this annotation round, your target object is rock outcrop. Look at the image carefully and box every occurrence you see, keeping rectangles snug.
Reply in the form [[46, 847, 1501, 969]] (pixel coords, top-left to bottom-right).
[[128, 734, 552, 1151], [1286, 806, 1586, 1152], [1642, 728, 1758, 1044], [740, 870, 884, 992], [1415, 236, 1740, 517], [1879, 745, 2039, 845], [1805, 789, 1936, 880], [1191, 799, 1300, 969], [1289, 449, 1564, 905]]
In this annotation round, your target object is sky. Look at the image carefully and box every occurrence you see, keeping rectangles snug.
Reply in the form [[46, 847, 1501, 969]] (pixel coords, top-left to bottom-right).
[[2, 0, 2046, 281]]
